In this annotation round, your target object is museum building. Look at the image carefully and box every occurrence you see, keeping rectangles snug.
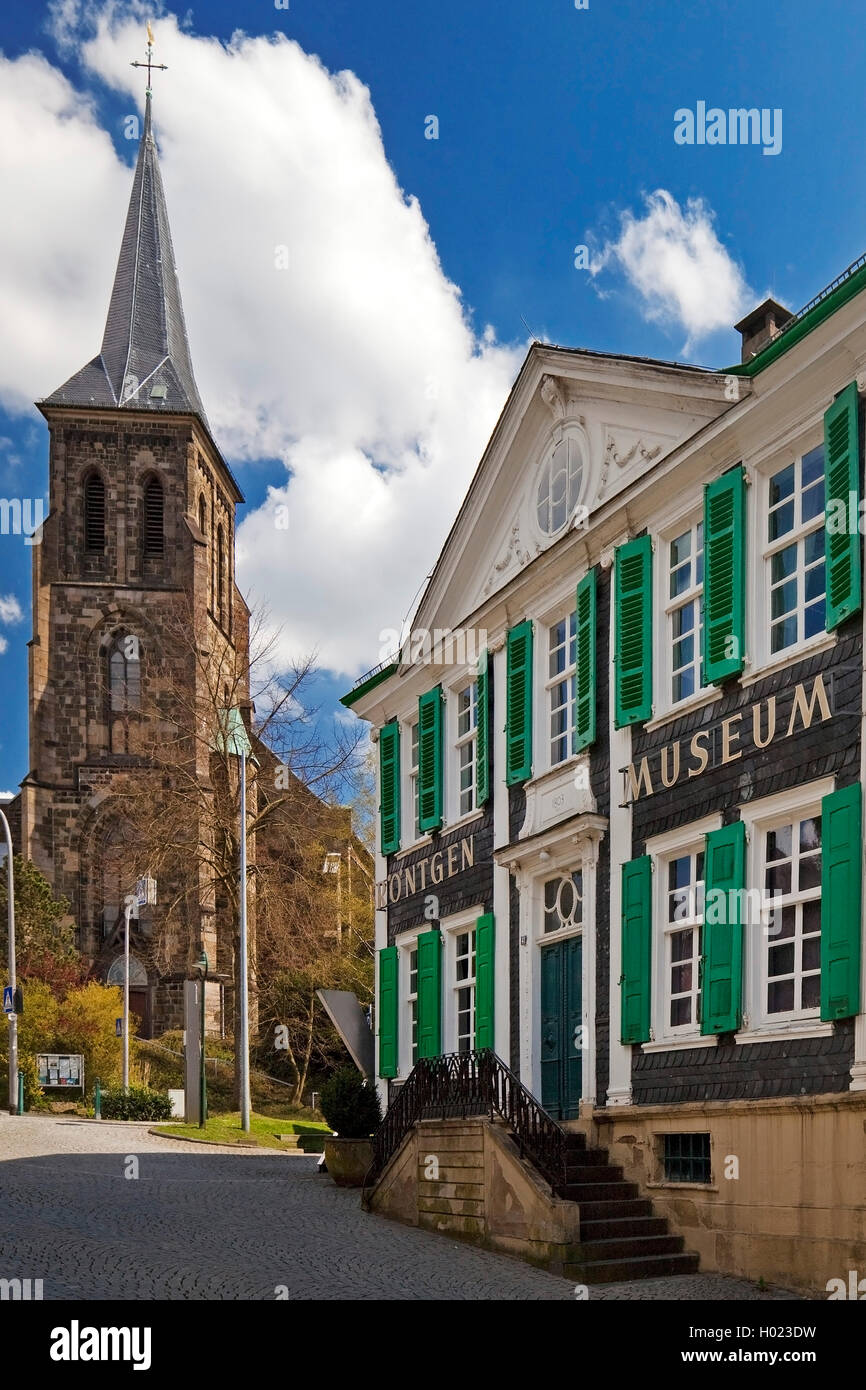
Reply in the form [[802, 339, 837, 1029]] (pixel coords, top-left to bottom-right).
[[344, 265, 866, 1290]]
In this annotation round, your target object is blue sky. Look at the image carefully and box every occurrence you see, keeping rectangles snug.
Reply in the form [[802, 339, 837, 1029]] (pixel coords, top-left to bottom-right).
[[0, 0, 863, 791]]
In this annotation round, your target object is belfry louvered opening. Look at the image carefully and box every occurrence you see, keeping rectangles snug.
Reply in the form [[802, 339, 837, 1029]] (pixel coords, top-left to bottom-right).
[[84, 472, 106, 552], [143, 479, 164, 556]]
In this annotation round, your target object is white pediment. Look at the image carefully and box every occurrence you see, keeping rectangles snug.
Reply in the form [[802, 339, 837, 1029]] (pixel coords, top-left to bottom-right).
[[411, 347, 732, 638]]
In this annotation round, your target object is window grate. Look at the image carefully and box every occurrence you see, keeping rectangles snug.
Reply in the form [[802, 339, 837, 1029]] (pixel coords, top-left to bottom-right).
[[84, 472, 105, 552], [662, 1132, 711, 1184], [143, 480, 164, 556]]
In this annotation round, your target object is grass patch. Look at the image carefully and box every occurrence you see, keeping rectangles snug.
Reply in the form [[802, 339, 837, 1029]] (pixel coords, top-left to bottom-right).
[[153, 1111, 332, 1152]]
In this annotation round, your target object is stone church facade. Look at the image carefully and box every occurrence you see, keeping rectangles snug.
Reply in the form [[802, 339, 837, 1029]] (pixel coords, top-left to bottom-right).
[[11, 90, 249, 1037]]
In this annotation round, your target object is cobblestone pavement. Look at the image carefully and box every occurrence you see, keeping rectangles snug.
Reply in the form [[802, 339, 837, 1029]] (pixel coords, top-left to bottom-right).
[[0, 1114, 805, 1301]]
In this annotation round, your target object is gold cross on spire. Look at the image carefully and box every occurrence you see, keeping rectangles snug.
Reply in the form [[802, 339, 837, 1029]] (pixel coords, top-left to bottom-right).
[[130, 20, 168, 96]]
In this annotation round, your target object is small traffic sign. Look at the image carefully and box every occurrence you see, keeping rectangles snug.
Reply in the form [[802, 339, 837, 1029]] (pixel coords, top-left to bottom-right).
[[3, 986, 12, 1014], [115, 1018, 123, 1036]]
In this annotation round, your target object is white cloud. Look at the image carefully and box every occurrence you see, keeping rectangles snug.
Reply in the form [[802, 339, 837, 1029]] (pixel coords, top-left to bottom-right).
[[590, 190, 753, 355], [0, 596, 23, 626], [0, 639, 7, 655], [0, 7, 520, 679]]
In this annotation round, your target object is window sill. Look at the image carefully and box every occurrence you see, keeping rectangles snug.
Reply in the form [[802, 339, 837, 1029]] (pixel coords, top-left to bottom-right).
[[642, 1036, 718, 1053], [644, 688, 722, 733], [443, 807, 486, 834], [735, 1021, 833, 1045], [740, 632, 836, 689], [393, 808, 484, 859], [394, 835, 433, 859]]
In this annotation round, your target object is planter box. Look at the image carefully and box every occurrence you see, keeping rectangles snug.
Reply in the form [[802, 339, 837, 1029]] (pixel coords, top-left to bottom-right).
[[324, 1137, 374, 1187]]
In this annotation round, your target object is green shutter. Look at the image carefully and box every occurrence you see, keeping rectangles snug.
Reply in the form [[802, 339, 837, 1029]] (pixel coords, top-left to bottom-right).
[[703, 465, 746, 683], [378, 946, 398, 1078], [379, 722, 401, 855], [621, 856, 652, 1044], [701, 821, 746, 1035], [417, 927, 442, 1058], [476, 649, 491, 806], [614, 536, 652, 727], [824, 382, 862, 630], [506, 620, 533, 785], [417, 687, 443, 833], [820, 782, 862, 1020], [475, 912, 495, 1049], [574, 568, 597, 752]]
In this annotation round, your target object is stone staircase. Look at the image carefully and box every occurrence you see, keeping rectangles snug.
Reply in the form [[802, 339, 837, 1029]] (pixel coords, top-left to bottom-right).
[[557, 1130, 699, 1283]]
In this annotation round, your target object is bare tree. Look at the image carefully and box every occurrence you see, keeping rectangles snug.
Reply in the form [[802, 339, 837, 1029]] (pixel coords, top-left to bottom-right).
[[102, 594, 366, 1104]]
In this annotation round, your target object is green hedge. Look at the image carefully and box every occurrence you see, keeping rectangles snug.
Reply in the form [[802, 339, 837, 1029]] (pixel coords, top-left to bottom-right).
[[100, 1084, 173, 1121]]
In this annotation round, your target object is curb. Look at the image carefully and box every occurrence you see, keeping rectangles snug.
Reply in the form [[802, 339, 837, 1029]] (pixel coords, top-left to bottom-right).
[[148, 1127, 316, 1152]]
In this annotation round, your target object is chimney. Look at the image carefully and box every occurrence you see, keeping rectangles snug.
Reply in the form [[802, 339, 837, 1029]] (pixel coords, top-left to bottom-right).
[[734, 297, 794, 364]]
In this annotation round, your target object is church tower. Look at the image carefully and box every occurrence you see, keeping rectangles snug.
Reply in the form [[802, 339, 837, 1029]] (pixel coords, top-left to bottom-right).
[[20, 76, 249, 1036]]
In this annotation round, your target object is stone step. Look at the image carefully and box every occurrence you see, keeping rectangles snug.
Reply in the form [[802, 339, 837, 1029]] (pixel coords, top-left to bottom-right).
[[563, 1132, 586, 1149], [574, 1233, 685, 1263], [572, 1196, 654, 1222], [558, 1180, 640, 1203], [565, 1147, 608, 1165], [562, 1251, 700, 1284], [579, 1214, 669, 1242], [563, 1164, 623, 1185]]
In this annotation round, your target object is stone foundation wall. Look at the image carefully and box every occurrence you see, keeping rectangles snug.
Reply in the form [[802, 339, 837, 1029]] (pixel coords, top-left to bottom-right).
[[367, 1116, 582, 1269], [591, 1092, 866, 1294]]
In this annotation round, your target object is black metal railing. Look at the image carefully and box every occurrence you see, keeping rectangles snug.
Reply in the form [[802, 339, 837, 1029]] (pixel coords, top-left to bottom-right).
[[366, 1050, 568, 1194]]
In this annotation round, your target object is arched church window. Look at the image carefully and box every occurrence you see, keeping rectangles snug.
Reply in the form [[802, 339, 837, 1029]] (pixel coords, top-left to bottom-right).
[[107, 955, 148, 987], [108, 633, 141, 713], [84, 472, 106, 552], [198, 494, 207, 536], [143, 478, 164, 556], [216, 524, 225, 613]]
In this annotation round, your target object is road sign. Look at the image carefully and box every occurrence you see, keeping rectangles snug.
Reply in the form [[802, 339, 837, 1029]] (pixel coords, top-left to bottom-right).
[[3, 986, 12, 1013], [115, 1018, 122, 1036]]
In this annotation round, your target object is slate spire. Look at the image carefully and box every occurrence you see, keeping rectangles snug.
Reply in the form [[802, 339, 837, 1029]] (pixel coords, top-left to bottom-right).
[[45, 89, 207, 421]]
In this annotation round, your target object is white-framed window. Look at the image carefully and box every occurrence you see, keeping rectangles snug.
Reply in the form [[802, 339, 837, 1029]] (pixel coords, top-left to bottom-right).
[[542, 871, 583, 936], [454, 928, 476, 1052], [764, 443, 826, 657], [645, 814, 721, 1048], [536, 433, 586, 536], [547, 613, 576, 766], [760, 812, 822, 1020], [663, 848, 705, 1033], [404, 720, 420, 843], [454, 681, 478, 817], [407, 944, 419, 1066], [666, 519, 705, 706]]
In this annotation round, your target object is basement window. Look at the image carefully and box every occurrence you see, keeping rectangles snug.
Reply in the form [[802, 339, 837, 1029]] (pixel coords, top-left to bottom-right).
[[662, 1132, 711, 1184]]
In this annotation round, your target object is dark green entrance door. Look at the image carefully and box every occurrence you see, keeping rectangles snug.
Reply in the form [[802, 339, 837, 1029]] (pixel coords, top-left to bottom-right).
[[540, 936, 582, 1120]]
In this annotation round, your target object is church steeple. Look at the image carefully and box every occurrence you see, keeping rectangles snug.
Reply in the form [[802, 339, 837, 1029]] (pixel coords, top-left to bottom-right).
[[46, 82, 206, 421]]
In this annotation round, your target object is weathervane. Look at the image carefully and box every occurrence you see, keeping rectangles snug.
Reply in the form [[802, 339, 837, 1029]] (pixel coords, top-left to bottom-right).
[[130, 20, 167, 96]]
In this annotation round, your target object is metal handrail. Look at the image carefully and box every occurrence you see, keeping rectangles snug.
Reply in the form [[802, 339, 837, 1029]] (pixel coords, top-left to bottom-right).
[[365, 1049, 568, 1194]]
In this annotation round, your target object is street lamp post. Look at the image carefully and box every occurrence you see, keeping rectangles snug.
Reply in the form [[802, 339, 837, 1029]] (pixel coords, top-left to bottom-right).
[[238, 747, 251, 1133], [213, 707, 256, 1135], [122, 894, 136, 1092], [0, 804, 17, 1117], [196, 950, 208, 1128]]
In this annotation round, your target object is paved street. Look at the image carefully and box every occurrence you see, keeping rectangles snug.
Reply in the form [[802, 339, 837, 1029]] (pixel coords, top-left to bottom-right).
[[0, 1115, 804, 1301]]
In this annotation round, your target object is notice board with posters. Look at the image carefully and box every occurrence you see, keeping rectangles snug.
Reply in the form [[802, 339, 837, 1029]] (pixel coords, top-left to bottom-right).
[[36, 1054, 84, 1089]]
